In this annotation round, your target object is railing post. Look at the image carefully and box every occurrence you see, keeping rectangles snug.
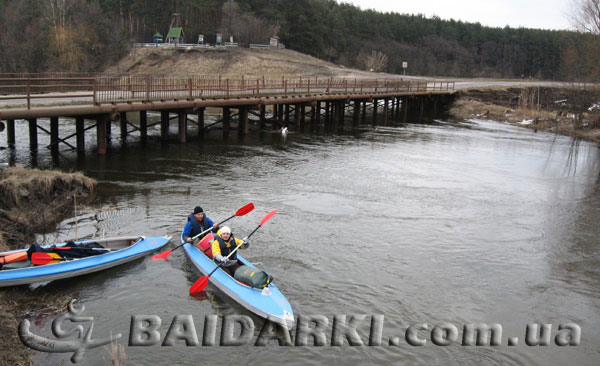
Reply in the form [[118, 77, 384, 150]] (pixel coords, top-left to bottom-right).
[[226, 79, 230, 99], [256, 78, 260, 96], [26, 77, 31, 110], [284, 79, 288, 97], [327, 78, 331, 93], [345, 79, 348, 93], [188, 77, 193, 100], [307, 79, 311, 95], [146, 77, 150, 102], [93, 78, 98, 105]]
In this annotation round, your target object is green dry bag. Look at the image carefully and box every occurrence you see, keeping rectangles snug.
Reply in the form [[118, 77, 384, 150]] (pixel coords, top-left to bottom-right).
[[234, 265, 273, 288]]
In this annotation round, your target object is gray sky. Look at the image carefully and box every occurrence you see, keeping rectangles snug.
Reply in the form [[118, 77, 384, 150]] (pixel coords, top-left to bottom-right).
[[338, 0, 573, 30]]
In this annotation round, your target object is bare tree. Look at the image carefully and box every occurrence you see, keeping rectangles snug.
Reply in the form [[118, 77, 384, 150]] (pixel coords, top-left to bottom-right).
[[569, 0, 600, 34], [358, 50, 389, 72]]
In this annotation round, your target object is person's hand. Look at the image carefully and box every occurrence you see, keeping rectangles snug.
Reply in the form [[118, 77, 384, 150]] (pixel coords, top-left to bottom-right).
[[215, 254, 228, 264], [186, 237, 192, 243], [242, 237, 250, 249], [213, 223, 219, 230]]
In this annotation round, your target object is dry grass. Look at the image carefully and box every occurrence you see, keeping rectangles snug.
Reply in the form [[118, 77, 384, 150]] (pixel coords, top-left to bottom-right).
[[451, 92, 600, 143], [0, 167, 96, 251], [103, 47, 393, 80]]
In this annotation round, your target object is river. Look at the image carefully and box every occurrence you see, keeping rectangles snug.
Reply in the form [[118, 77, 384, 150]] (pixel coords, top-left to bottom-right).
[[1, 115, 599, 365]]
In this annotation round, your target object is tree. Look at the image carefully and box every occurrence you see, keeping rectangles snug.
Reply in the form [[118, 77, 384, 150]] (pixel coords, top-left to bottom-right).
[[569, 0, 600, 34]]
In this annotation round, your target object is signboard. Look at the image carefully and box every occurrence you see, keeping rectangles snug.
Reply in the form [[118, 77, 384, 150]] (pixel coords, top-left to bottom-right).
[[216, 33, 222, 45], [198, 35, 204, 44], [402, 62, 408, 68]]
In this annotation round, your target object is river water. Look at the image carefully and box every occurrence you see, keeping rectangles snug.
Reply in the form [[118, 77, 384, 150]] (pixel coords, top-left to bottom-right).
[[1, 115, 599, 365]]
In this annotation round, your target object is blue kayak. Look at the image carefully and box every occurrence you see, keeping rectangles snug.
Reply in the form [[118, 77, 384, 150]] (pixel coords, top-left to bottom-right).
[[0, 236, 171, 287], [182, 234, 294, 329]]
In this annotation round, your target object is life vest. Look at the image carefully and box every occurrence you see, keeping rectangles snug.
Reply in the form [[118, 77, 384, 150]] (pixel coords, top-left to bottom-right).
[[188, 213, 210, 239], [214, 234, 239, 260]]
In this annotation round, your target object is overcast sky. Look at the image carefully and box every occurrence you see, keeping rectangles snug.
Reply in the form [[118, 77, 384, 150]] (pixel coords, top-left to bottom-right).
[[338, 0, 573, 31]]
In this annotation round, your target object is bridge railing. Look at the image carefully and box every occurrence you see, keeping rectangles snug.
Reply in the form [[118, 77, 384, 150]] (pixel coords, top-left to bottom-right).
[[0, 76, 455, 109]]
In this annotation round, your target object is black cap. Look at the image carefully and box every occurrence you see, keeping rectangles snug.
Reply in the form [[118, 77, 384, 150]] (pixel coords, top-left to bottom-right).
[[193, 206, 204, 214]]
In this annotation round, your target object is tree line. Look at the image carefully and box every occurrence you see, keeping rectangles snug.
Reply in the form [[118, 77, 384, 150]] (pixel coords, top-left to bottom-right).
[[0, 0, 598, 81]]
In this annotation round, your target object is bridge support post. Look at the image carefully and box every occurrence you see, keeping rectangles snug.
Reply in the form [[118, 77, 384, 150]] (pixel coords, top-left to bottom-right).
[[178, 112, 187, 143], [300, 104, 306, 132], [277, 104, 284, 130], [315, 101, 321, 125], [239, 107, 248, 135], [160, 111, 169, 140], [383, 98, 389, 126], [50, 117, 59, 153], [97, 115, 107, 155], [419, 97, 424, 122], [372, 99, 378, 126], [28, 119, 37, 151], [402, 97, 408, 124], [361, 101, 367, 124], [285, 104, 290, 126], [325, 102, 330, 126], [6, 119, 15, 146], [197, 108, 205, 137], [223, 107, 231, 136], [120, 112, 127, 140], [259, 105, 266, 130], [76, 116, 85, 152], [294, 104, 301, 131], [139, 111, 147, 142], [353, 100, 361, 128]]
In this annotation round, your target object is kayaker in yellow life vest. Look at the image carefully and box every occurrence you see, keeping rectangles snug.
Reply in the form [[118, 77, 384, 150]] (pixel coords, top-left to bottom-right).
[[211, 226, 249, 276]]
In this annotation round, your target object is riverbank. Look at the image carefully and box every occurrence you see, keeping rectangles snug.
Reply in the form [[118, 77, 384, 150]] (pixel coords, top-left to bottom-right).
[[450, 87, 600, 143], [0, 167, 96, 366]]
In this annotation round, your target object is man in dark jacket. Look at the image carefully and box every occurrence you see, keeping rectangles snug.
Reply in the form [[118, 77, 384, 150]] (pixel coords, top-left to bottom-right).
[[182, 206, 219, 243]]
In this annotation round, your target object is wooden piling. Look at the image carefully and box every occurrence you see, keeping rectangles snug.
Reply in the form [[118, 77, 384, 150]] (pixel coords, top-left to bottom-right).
[[50, 117, 59, 153], [353, 100, 361, 128], [160, 111, 169, 140], [372, 99, 378, 126], [28, 119, 37, 150], [259, 105, 266, 130], [294, 104, 301, 131], [76, 116, 85, 152], [139, 111, 147, 142], [120, 112, 127, 139], [6, 119, 15, 146], [239, 107, 248, 135], [223, 107, 231, 135], [97, 115, 107, 155], [300, 104, 306, 132], [383, 98, 389, 126], [178, 112, 187, 143], [197, 108, 204, 137]]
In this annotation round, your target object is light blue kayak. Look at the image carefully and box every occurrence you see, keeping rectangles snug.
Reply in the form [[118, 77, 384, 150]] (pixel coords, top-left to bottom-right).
[[0, 236, 171, 287], [182, 234, 294, 329]]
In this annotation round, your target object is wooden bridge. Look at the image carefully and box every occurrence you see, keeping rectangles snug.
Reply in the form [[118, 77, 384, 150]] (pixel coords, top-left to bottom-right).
[[0, 75, 456, 155]]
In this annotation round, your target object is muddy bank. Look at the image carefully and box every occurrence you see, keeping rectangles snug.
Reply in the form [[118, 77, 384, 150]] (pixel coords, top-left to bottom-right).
[[0, 167, 96, 366], [450, 87, 600, 143]]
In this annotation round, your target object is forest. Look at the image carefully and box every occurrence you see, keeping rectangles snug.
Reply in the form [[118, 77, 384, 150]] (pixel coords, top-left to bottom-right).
[[0, 0, 598, 81]]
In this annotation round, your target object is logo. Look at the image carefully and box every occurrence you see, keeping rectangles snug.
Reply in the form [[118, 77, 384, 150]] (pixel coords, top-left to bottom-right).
[[18, 299, 122, 363]]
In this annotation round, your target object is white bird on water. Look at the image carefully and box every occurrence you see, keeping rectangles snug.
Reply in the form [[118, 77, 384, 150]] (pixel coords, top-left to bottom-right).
[[281, 126, 288, 137]]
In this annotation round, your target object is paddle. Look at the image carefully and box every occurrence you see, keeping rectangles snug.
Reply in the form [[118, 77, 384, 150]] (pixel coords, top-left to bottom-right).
[[189, 209, 277, 294], [31, 252, 64, 265], [152, 203, 255, 261]]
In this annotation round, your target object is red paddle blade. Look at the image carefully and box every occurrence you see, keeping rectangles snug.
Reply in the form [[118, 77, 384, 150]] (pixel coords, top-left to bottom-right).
[[235, 203, 254, 217], [31, 252, 61, 265], [151, 249, 173, 260], [260, 210, 277, 226], [189, 276, 209, 294]]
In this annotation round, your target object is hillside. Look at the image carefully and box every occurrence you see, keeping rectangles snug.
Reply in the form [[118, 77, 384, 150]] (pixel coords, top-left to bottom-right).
[[103, 46, 394, 79]]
